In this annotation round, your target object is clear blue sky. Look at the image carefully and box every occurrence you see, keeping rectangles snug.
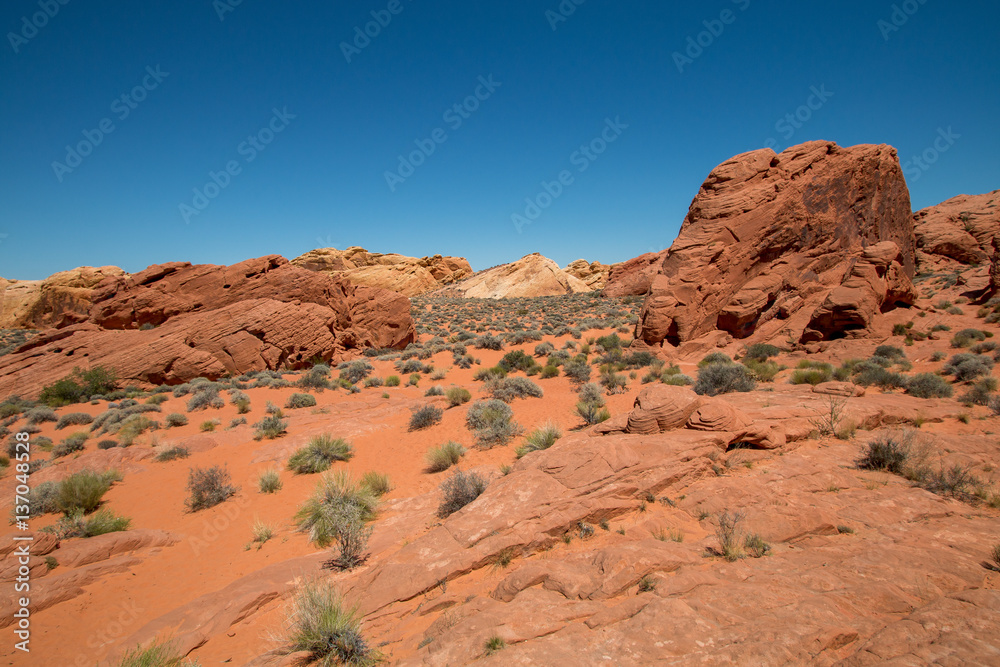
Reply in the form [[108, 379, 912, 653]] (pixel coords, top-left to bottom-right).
[[1, 0, 998, 280]]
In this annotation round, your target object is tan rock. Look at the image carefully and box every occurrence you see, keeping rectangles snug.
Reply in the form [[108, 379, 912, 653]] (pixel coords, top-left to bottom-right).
[[430, 253, 591, 299], [564, 259, 610, 291], [290, 246, 472, 296], [0, 265, 125, 329]]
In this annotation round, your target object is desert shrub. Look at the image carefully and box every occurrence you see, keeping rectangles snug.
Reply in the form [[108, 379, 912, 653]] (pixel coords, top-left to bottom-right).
[[576, 400, 611, 425], [856, 434, 909, 474], [42, 507, 132, 539], [534, 342, 555, 357], [662, 373, 693, 386], [960, 377, 998, 406], [424, 386, 444, 397], [55, 412, 94, 430], [360, 471, 391, 497], [715, 511, 745, 562], [407, 373, 421, 387], [185, 466, 237, 511], [742, 358, 781, 382], [396, 359, 425, 375], [156, 446, 189, 462], [516, 423, 561, 457], [445, 387, 472, 407], [563, 359, 592, 385], [52, 432, 88, 458], [852, 363, 908, 390], [906, 373, 953, 399], [694, 364, 757, 396], [498, 350, 535, 373], [116, 639, 200, 667], [25, 406, 57, 425], [473, 366, 507, 382], [951, 328, 989, 348], [744, 343, 780, 362], [384, 375, 401, 387], [288, 435, 354, 474], [97, 439, 118, 450], [437, 469, 488, 518], [286, 393, 318, 409], [339, 361, 374, 385], [465, 399, 521, 448], [698, 352, 733, 367], [253, 415, 287, 440], [409, 405, 443, 431], [540, 365, 559, 379], [874, 345, 906, 360], [944, 353, 994, 382], [294, 471, 378, 548], [595, 334, 623, 351], [145, 394, 168, 405], [971, 341, 998, 354], [474, 334, 503, 351], [485, 376, 543, 403], [186, 387, 224, 412], [165, 413, 188, 428], [56, 469, 119, 515], [425, 441, 466, 473], [790, 361, 833, 385], [744, 533, 771, 558], [257, 468, 282, 493], [283, 579, 378, 665], [298, 364, 332, 391], [23, 481, 61, 517], [622, 350, 657, 369], [39, 366, 118, 407]]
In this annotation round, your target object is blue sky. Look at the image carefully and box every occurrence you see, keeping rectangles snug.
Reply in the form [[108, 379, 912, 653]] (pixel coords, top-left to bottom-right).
[[1, 0, 998, 280]]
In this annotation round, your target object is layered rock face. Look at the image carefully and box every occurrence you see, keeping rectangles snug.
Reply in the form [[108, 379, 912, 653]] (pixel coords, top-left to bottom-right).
[[429, 253, 591, 299], [601, 251, 667, 298], [913, 190, 1000, 265], [564, 259, 610, 291], [290, 246, 472, 297], [0, 256, 414, 397], [634, 141, 916, 346], [0, 266, 125, 329]]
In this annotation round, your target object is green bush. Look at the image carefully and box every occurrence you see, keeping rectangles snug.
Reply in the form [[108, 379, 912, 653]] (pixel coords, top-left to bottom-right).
[[951, 328, 989, 348], [52, 432, 88, 458], [944, 353, 994, 382], [465, 399, 521, 448], [97, 439, 118, 450], [562, 359, 592, 385], [540, 365, 560, 379], [185, 466, 237, 511], [445, 387, 472, 407], [294, 471, 378, 548], [959, 377, 997, 406], [437, 469, 488, 518], [853, 363, 908, 390], [743, 343, 780, 362], [186, 387, 224, 412], [425, 441, 466, 473], [698, 352, 733, 367], [165, 413, 188, 428], [288, 435, 354, 474], [39, 366, 118, 407], [485, 377, 544, 403], [409, 405, 443, 431], [257, 468, 282, 493], [498, 350, 536, 373], [384, 375, 401, 387], [25, 407, 57, 425], [42, 507, 132, 539], [339, 360, 374, 385], [55, 412, 94, 430], [253, 415, 287, 440], [694, 364, 757, 396], [156, 446, 189, 462], [790, 368, 832, 385], [115, 638, 198, 667], [285, 393, 318, 409], [856, 435, 908, 474], [56, 470, 118, 515], [906, 373, 953, 399], [297, 364, 332, 391], [516, 423, 561, 457], [360, 471, 391, 497], [474, 334, 504, 351], [282, 579, 378, 666], [742, 359, 780, 382]]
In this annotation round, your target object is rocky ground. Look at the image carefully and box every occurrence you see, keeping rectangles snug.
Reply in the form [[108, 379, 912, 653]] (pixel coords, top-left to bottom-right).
[[1, 267, 999, 666]]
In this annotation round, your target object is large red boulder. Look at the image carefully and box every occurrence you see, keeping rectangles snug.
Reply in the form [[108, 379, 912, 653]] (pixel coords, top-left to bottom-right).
[[634, 141, 916, 347], [913, 190, 1000, 265], [0, 256, 414, 397]]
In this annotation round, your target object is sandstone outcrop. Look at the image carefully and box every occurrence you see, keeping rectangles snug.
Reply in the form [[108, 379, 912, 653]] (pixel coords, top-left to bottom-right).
[[913, 190, 999, 264], [601, 251, 666, 298], [0, 256, 414, 397], [564, 259, 610, 291], [0, 265, 125, 329], [429, 253, 591, 299], [290, 246, 472, 296], [633, 141, 916, 347]]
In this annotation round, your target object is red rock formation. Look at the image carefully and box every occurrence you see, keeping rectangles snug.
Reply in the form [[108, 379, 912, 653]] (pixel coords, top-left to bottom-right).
[[601, 251, 666, 298], [634, 141, 916, 347], [0, 256, 414, 397], [913, 190, 1000, 265]]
